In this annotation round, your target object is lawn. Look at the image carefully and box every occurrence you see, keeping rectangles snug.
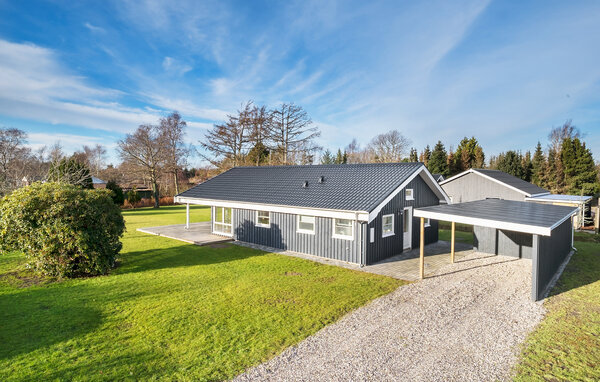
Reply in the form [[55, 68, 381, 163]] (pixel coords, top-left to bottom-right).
[[513, 240, 600, 381], [0, 205, 402, 381], [438, 229, 474, 245]]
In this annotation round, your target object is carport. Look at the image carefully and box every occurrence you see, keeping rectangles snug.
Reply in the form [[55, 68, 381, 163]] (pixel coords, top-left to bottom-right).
[[414, 199, 578, 301]]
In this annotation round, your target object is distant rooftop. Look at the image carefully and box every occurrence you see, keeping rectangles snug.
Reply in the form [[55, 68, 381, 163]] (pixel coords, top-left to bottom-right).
[[441, 168, 549, 197]]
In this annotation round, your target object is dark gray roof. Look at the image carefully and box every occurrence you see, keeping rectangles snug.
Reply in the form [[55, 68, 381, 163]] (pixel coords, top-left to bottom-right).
[[473, 169, 549, 196], [416, 199, 576, 233], [432, 174, 444, 181], [178, 162, 427, 212]]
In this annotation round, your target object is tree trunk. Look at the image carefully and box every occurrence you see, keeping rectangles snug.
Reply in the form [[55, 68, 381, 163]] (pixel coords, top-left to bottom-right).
[[173, 170, 179, 195], [152, 178, 160, 209]]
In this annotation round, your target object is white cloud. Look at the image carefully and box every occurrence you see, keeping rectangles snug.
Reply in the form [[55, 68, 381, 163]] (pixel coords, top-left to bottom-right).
[[162, 56, 193, 75], [84, 22, 106, 33]]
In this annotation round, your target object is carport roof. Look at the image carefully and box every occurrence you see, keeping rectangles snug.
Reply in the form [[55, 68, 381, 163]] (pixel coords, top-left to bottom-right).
[[414, 199, 578, 236]]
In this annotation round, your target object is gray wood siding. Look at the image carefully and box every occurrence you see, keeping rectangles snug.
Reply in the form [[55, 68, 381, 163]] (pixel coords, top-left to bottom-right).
[[365, 175, 440, 264], [233, 209, 363, 264], [442, 172, 526, 203], [534, 218, 572, 300], [473, 226, 533, 259]]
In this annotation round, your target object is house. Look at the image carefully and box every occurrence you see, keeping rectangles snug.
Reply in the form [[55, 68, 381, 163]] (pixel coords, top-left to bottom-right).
[[92, 176, 107, 189], [440, 168, 591, 228], [174, 163, 450, 266]]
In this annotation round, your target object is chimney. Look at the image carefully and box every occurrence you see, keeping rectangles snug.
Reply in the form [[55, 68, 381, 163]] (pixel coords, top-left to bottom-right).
[[318, 176, 325, 183], [302, 181, 309, 188]]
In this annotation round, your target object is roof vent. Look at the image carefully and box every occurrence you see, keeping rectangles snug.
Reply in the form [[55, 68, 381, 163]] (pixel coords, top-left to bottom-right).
[[318, 176, 325, 183], [302, 180, 309, 188]]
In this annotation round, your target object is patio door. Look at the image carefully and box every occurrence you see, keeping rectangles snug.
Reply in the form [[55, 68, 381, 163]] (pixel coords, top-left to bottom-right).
[[403, 207, 412, 250], [213, 207, 233, 236]]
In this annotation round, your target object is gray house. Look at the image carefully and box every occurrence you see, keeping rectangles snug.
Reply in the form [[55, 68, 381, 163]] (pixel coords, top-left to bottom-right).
[[174, 163, 450, 266]]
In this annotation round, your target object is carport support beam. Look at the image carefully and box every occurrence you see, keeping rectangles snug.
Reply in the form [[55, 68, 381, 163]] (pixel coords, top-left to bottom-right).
[[185, 203, 190, 230], [451, 221, 455, 263], [420, 217, 425, 279]]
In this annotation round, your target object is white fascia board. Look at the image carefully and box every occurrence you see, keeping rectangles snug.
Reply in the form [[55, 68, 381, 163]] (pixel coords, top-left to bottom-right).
[[174, 196, 370, 221], [438, 169, 473, 186], [413, 209, 552, 236], [549, 208, 579, 231], [528, 192, 552, 198], [525, 195, 592, 203], [367, 166, 451, 223]]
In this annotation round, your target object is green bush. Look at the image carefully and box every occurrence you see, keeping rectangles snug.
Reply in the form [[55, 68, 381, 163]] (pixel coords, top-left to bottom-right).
[[106, 180, 125, 205], [127, 186, 142, 204], [47, 157, 94, 189], [0, 182, 125, 278]]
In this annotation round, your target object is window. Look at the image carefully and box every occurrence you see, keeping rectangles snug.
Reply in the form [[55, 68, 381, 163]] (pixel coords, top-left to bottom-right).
[[213, 207, 232, 235], [382, 214, 394, 237], [256, 211, 270, 227], [297, 215, 315, 234], [405, 188, 414, 200], [333, 219, 353, 240], [403, 211, 410, 233], [424, 218, 431, 227]]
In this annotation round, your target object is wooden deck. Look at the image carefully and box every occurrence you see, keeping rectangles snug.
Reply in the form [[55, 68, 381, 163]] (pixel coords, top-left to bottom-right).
[[137, 222, 232, 246]]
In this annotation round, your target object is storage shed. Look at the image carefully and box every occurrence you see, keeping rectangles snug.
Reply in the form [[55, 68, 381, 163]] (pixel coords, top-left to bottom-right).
[[415, 199, 578, 301]]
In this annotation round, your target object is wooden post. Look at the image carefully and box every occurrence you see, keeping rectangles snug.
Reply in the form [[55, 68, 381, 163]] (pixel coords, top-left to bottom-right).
[[451, 221, 456, 263], [185, 203, 190, 230], [420, 217, 425, 279]]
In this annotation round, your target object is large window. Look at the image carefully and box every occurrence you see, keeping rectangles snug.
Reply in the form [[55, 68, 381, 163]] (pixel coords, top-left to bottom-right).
[[256, 211, 270, 227], [297, 215, 315, 234], [213, 207, 232, 235], [333, 219, 353, 240], [382, 214, 394, 237]]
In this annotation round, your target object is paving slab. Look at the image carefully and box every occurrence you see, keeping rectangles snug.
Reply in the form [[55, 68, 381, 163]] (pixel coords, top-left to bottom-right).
[[137, 222, 231, 246]]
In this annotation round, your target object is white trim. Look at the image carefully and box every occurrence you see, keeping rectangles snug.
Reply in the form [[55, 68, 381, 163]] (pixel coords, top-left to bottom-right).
[[255, 210, 271, 228], [332, 218, 354, 240], [212, 206, 233, 236], [550, 208, 579, 231], [414, 208, 578, 236], [525, 195, 592, 203], [439, 169, 551, 198], [403, 207, 412, 250], [297, 215, 316, 234], [405, 188, 414, 201], [368, 165, 450, 222], [175, 196, 369, 222], [382, 214, 395, 237]]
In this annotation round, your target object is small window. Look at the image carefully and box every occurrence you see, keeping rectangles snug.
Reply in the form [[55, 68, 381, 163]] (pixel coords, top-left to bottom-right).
[[297, 215, 315, 234], [424, 218, 431, 227], [405, 188, 414, 200], [382, 214, 394, 237], [333, 219, 353, 240], [256, 211, 270, 227]]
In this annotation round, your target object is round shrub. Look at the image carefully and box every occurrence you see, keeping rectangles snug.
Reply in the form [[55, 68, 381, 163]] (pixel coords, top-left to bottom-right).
[[0, 182, 125, 278]]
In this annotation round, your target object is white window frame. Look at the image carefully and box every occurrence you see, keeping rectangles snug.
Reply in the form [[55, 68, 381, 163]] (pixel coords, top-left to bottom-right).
[[212, 206, 233, 236], [405, 188, 414, 201], [424, 217, 431, 228], [382, 214, 395, 237], [332, 218, 354, 240], [297, 215, 316, 234], [256, 210, 271, 228]]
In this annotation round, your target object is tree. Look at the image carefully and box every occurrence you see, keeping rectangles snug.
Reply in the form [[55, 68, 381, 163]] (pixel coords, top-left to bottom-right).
[[0, 127, 31, 194], [159, 112, 190, 195], [521, 151, 533, 182], [409, 148, 418, 162], [118, 124, 164, 208], [427, 141, 449, 176], [549, 119, 581, 153], [562, 138, 599, 195], [247, 103, 271, 166], [453, 137, 484, 172], [496, 151, 524, 179], [106, 180, 125, 205], [83, 144, 107, 176], [419, 145, 431, 165], [334, 149, 347, 164], [368, 130, 411, 163], [321, 149, 334, 164], [531, 142, 546, 187], [47, 157, 94, 189], [268, 103, 320, 165], [201, 113, 248, 168]]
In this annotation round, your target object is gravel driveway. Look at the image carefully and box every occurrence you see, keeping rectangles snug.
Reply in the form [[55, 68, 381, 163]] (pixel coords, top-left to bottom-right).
[[234, 251, 546, 382]]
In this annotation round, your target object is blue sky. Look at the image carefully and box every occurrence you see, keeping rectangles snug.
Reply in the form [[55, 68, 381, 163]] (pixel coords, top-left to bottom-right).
[[1, 0, 599, 165]]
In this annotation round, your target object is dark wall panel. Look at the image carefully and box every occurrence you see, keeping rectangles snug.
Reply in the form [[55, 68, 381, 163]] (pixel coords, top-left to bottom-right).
[[534, 218, 572, 300], [473, 226, 533, 259], [233, 209, 363, 264]]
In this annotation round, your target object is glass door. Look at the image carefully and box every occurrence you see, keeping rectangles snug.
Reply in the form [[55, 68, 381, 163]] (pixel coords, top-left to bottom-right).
[[213, 207, 232, 236]]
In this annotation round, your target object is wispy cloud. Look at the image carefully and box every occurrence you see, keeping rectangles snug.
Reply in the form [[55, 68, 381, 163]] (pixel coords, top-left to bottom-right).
[[84, 22, 106, 33]]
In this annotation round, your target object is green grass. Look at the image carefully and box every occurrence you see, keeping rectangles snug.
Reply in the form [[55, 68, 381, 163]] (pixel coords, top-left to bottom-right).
[[438, 229, 474, 245], [514, 241, 600, 381], [0, 205, 402, 381]]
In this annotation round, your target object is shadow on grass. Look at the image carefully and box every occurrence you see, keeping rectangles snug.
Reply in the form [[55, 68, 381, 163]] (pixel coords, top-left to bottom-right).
[[0, 287, 103, 360]]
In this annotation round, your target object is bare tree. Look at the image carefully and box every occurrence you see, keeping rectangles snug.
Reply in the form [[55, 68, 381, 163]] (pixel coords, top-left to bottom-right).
[[49, 142, 65, 163], [200, 109, 249, 168], [268, 103, 320, 165], [0, 127, 31, 194], [118, 124, 165, 208], [83, 144, 107, 177], [158, 112, 190, 195], [549, 119, 581, 153], [368, 130, 411, 163], [247, 103, 272, 166]]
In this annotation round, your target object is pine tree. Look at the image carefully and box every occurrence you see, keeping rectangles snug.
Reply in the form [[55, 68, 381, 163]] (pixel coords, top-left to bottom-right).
[[334, 148, 347, 164], [409, 148, 418, 162], [427, 141, 449, 176], [521, 151, 533, 182], [531, 142, 546, 186], [546, 149, 557, 191], [569, 139, 599, 195], [497, 151, 524, 179], [419, 145, 431, 165], [321, 149, 334, 164]]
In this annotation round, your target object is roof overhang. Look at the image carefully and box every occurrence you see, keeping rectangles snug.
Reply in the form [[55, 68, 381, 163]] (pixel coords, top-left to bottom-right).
[[525, 195, 592, 204], [414, 202, 578, 236], [174, 196, 370, 221]]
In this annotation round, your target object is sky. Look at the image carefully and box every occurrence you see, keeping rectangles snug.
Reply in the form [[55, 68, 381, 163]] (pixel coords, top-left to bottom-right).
[[1, 0, 599, 165]]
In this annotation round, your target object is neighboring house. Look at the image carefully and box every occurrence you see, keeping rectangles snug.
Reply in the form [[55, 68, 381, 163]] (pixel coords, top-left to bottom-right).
[[440, 168, 591, 227], [175, 163, 450, 266], [432, 174, 445, 182], [92, 176, 107, 189]]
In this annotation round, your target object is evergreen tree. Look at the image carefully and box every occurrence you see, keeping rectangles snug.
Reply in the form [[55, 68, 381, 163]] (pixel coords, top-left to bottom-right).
[[531, 142, 546, 186], [546, 149, 557, 191], [474, 146, 485, 168], [334, 149, 347, 164], [320, 149, 334, 164], [567, 139, 600, 194], [453, 137, 484, 172], [409, 148, 418, 162], [427, 141, 449, 176], [419, 145, 431, 165], [521, 151, 533, 182], [47, 157, 93, 189], [497, 151, 524, 179]]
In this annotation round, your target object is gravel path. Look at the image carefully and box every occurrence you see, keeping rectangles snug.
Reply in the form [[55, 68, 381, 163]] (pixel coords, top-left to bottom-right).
[[233, 252, 546, 382]]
